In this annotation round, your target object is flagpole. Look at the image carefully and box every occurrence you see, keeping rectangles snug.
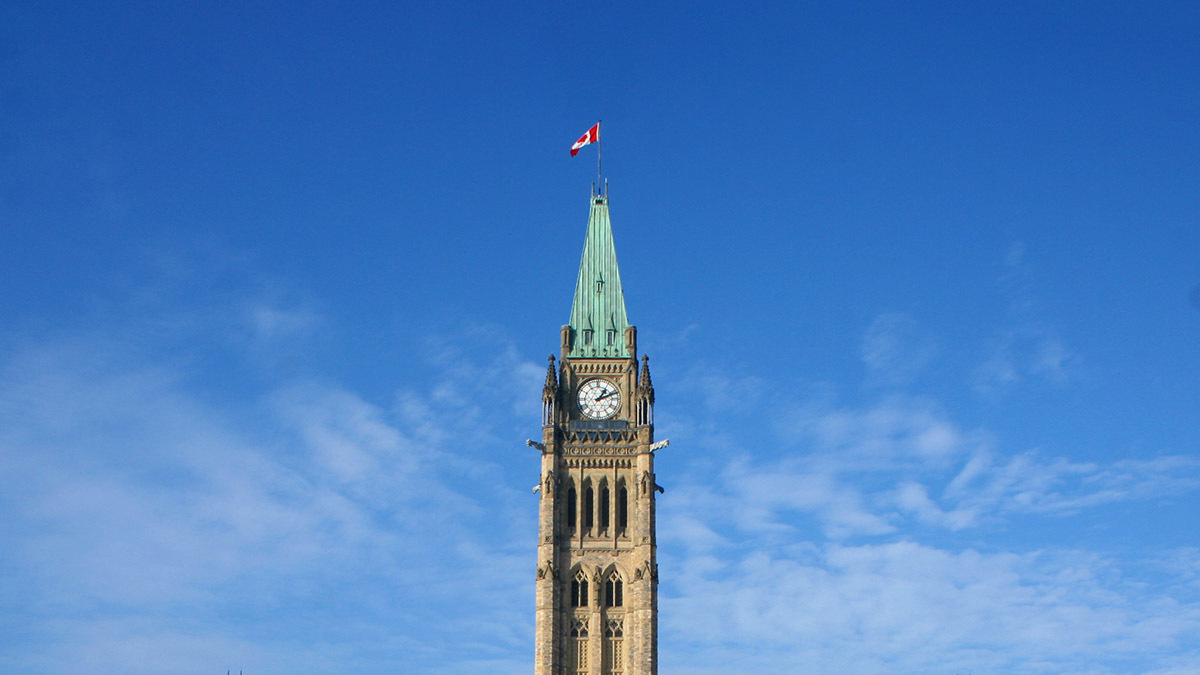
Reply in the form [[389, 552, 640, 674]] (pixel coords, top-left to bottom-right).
[[597, 120, 602, 196]]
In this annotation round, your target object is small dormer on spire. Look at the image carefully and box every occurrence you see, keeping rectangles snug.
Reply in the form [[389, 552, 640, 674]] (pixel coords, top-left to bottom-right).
[[565, 194, 631, 359]]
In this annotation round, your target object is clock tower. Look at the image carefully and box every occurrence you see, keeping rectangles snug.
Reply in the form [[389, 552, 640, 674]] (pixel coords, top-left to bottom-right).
[[531, 189, 661, 675]]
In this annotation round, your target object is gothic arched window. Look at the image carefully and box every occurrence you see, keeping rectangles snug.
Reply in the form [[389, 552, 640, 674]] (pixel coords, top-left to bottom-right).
[[570, 617, 589, 672], [583, 485, 594, 531], [604, 617, 624, 673], [599, 483, 610, 531], [616, 484, 628, 533], [605, 571, 623, 607], [571, 570, 589, 607], [566, 484, 577, 532]]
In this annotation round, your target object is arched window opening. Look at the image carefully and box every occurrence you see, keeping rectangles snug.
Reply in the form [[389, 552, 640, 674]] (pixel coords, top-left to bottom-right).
[[571, 571, 589, 607], [570, 617, 589, 672], [617, 485, 628, 533], [605, 571, 623, 607], [599, 484, 610, 531], [566, 485, 577, 532], [583, 485, 594, 531], [604, 618, 624, 674]]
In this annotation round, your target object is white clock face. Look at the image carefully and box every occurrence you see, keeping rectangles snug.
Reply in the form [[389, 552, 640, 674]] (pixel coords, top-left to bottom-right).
[[578, 379, 621, 420]]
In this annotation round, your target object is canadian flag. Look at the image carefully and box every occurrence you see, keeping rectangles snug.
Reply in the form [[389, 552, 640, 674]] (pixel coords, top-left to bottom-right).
[[570, 122, 600, 156]]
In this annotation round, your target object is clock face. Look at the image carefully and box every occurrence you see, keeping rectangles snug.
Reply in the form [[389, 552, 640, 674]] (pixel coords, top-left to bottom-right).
[[578, 379, 621, 420]]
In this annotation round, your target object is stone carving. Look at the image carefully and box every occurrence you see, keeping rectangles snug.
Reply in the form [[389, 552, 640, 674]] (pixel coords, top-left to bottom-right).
[[631, 560, 657, 583], [564, 457, 634, 469], [573, 362, 629, 374], [564, 430, 638, 444], [563, 443, 639, 456], [537, 561, 559, 581]]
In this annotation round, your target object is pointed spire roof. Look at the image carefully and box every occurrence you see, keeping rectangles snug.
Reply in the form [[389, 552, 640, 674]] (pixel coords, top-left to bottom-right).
[[543, 355, 558, 395], [567, 194, 630, 358]]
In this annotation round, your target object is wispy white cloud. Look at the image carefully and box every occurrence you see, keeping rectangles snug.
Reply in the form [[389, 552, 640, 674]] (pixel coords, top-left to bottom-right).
[[662, 541, 1200, 674], [3, 241, 1196, 675], [245, 302, 320, 343], [761, 393, 1200, 536], [947, 449, 1200, 516], [0, 307, 540, 674], [861, 311, 939, 386], [974, 241, 1077, 394], [655, 370, 1200, 672], [893, 480, 978, 530], [720, 459, 895, 539], [975, 325, 1074, 392], [780, 395, 973, 471]]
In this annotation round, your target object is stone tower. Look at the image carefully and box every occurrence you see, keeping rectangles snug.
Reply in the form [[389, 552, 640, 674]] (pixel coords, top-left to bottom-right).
[[532, 190, 661, 675]]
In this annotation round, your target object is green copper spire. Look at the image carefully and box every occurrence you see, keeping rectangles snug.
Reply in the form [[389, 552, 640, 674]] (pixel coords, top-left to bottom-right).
[[567, 194, 630, 358]]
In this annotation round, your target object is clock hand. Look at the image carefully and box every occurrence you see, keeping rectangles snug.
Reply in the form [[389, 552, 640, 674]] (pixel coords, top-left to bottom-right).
[[596, 390, 614, 401]]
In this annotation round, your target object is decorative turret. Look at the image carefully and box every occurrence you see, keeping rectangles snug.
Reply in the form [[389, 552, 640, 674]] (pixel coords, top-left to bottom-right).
[[563, 194, 631, 359], [639, 355, 654, 398], [636, 355, 655, 426], [542, 355, 558, 426], [544, 355, 558, 393]]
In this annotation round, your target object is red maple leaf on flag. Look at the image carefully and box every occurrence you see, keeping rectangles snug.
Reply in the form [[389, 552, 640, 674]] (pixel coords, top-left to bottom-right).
[[570, 122, 600, 156]]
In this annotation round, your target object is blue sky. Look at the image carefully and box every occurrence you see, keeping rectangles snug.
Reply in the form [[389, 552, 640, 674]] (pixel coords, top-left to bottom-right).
[[1, 2, 1198, 673]]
